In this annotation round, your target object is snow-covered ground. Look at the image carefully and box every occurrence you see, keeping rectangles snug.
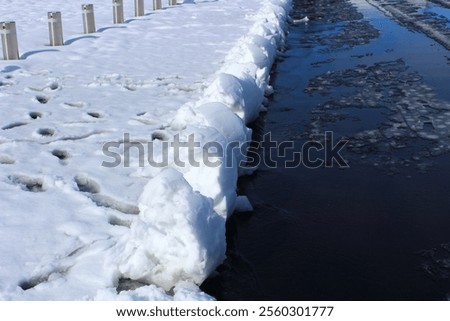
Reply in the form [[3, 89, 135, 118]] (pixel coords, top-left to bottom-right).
[[0, 0, 290, 300]]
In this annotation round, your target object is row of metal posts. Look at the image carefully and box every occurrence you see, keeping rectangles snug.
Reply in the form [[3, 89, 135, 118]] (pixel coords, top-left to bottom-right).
[[1, 0, 177, 60]]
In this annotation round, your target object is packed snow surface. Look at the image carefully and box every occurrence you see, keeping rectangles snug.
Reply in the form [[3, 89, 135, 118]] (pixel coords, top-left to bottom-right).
[[0, 0, 290, 299]]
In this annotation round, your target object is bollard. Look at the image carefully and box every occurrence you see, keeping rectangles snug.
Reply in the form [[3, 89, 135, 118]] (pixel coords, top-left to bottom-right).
[[169, 0, 177, 5], [153, 0, 162, 10], [48, 12, 64, 46], [135, 0, 145, 16], [113, 0, 124, 24], [1, 21, 19, 60], [82, 4, 96, 34]]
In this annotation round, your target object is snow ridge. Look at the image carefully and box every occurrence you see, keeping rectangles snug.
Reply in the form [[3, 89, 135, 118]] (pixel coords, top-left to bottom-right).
[[116, 0, 292, 299]]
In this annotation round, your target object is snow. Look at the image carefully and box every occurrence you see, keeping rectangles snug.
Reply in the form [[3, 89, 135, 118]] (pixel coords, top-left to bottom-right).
[[119, 168, 226, 291], [0, 0, 291, 300]]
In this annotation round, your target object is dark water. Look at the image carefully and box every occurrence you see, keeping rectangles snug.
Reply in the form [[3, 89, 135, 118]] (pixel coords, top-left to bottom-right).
[[202, 0, 450, 300]]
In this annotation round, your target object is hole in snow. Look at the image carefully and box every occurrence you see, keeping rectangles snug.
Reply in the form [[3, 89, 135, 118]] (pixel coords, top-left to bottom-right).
[[48, 82, 59, 91], [151, 131, 169, 141], [2, 122, 28, 130], [19, 276, 48, 291], [0, 155, 15, 165], [74, 175, 101, 194], [51, 149, 71, 161], [37, 128, 55, 137], [35, 95, 50, 104], [116, 278, 149, 293], [29, 112, 42, 119], [9, 175, 46, 192], [108, 215, 132, 228], [87, 112, 103, 119]]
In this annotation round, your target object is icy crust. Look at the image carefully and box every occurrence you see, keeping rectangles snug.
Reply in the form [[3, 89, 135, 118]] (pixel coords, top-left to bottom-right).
[[0, 0, 291, 300]]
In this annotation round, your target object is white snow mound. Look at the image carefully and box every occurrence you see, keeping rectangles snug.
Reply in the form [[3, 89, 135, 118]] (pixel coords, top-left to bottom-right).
[[119, 168, 226, 291]]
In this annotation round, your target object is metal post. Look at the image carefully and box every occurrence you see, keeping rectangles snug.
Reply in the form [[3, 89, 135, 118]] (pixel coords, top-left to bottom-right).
[[135, 0, 145, 16], [1, 21, 19, 60], [82, 4, 96, 34], [48, 12, 64, 46], [153, 0, 162, 11], [169, 0, 177, 5], [113, 0, 124, 24]]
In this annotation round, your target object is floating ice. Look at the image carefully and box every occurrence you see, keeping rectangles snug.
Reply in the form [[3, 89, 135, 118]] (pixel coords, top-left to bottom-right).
[[306, 58, 450, 170], [293, 16, 310, 24]]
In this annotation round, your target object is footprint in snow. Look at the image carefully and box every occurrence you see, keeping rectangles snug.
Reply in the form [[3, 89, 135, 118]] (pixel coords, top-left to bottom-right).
[[0, 80, 14, 87], [47, 81, 60, 91], [74, 175, 101, 194], [8, 175, 47, 192], [151, 130, 169, 141], [0, 155, 15, 165], [87, 112, 103, 119], [2, 122, 28, 130], [19, 276, 49, 291], [74, 175, 139, 215], [27, 79, 61, 92], [51, 149, 71, 164], [35, 95, 50, 104], [37, 128, 56, 137], [108, 215, 133, 228], [19, 266, 67, 291], [29, 112, 42, 119]]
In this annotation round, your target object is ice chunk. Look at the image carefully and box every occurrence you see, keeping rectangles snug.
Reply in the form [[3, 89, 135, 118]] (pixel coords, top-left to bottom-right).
[[235, 195, 254, 212], [293, 16, 309, 24]]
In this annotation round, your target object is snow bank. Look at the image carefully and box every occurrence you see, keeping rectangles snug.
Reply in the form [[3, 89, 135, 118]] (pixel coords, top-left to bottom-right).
[[119, 0, 291, 293], [199, 0, 290, 124], [0, 0, 291, 300]]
